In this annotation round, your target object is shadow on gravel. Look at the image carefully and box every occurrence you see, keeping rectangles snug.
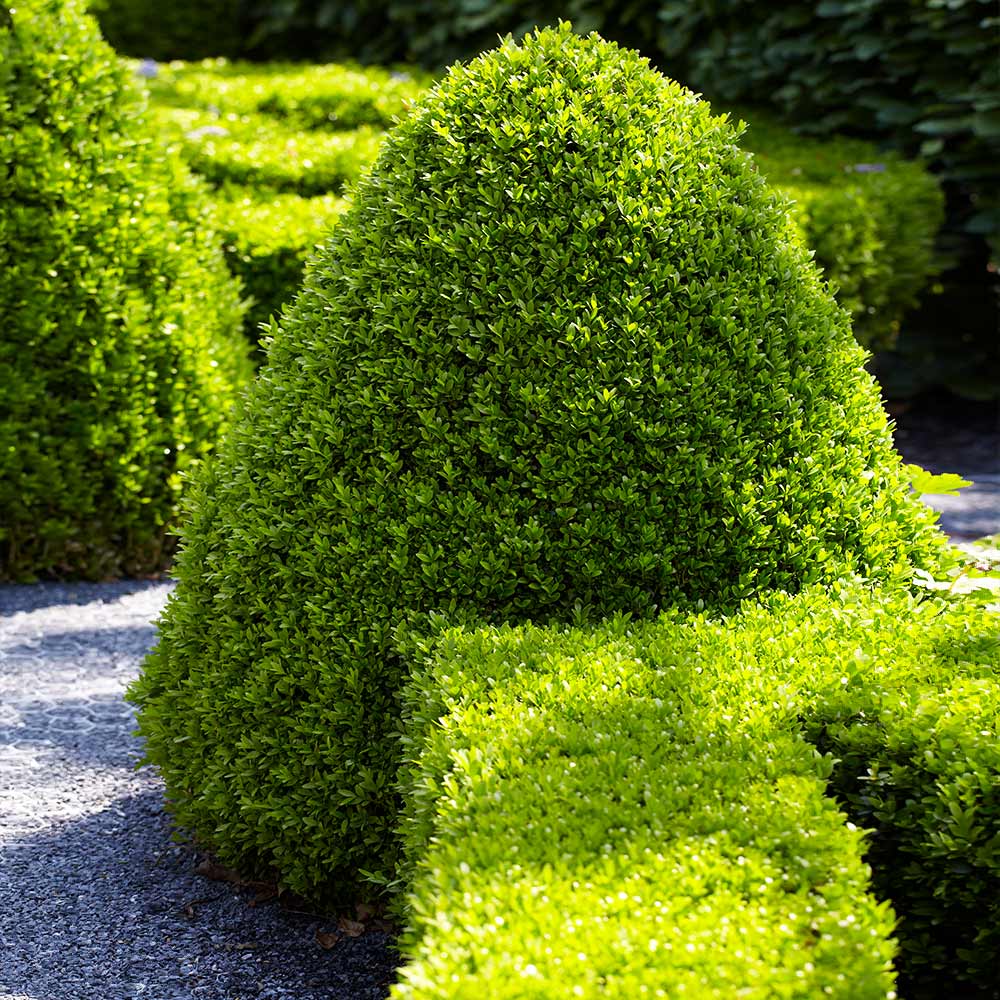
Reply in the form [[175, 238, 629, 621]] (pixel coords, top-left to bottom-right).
[[0, 580, 172, 617], [0, 624, 159, 664], [0, 789, 400, 1000], [0, 691, 143, 770]]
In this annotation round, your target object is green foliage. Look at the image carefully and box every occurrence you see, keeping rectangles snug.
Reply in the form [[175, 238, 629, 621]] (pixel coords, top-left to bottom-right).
[[904, 464, 973, 498], [0, 0, 251, 581], [212, 189, 349, 349], [131, 26, 946, 902], [143, 58, 430, 130], [801, 621, 1000, 993], [738, 109, 944, 351], [144, 60, 944, 357], [655, 0, 1000, 261], [90, 0, 244, 60], [150, 106, 382, 196], [395, 586, 1000, 996]]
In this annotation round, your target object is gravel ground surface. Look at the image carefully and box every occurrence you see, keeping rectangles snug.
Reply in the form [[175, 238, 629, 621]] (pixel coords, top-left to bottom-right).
[[0, 400, 995, 1000], [892, 394, 999, 540], [0, 582, 398, 1000]]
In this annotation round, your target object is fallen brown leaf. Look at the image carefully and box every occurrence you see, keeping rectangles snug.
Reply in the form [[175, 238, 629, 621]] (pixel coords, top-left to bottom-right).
[[194, 858, 244, 885], [337, 917, 365, 938], [316, 930, 340, 950], [250, 887, 279, 907]]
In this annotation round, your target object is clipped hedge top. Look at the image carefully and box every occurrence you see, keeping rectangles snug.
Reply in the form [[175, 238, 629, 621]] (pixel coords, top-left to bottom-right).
[[394, 584, 999, 996], [150, 105, 381, 195], [140, 57, 429, 129], [134, 24, 945, 897]]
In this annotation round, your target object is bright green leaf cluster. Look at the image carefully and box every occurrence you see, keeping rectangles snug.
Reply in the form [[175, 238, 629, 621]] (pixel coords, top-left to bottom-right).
[[151, 106, 383, 196], [0, 0, 251, 581], [131, 26, 947, 903], [142, 58, 430, 130], [394, 586, 999, 997]]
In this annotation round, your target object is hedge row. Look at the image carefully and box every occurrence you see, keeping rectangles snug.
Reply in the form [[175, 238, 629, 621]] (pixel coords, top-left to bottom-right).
[[0, 0, 250, 581], [150, 107, 381, 196], [212, 189, 348, 344], [144, 58, 430, 130], [146, 60, 944, 354], [95, 1, 997, 255], [394, 586, 1000, 997]]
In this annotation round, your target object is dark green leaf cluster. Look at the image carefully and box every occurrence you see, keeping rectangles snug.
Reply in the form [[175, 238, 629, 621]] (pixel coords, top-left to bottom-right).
[[0, 0, 252, 580], [131, 25, 946, 900], [810, 642, 1000, 992], [394, 585, 999, 996]]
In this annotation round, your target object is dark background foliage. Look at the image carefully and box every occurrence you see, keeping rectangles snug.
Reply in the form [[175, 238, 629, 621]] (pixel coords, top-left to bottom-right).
[[92, 0, 998, 399]]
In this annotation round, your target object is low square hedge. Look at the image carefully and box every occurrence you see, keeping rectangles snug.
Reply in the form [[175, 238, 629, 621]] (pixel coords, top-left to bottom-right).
[[394, 587, 999, 997]]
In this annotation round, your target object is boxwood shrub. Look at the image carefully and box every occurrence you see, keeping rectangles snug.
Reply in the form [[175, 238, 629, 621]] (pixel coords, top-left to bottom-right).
[[739, 110, 944, 352], [212, 189, 349, 350], [394, 587, 999, 997], [130, 26, 945, 901], [143, 58, 429, 130], [151, 106, 382, 196], [0, 0, 251, 581]]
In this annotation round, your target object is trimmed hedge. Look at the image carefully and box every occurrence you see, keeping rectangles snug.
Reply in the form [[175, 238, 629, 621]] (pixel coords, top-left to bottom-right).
[[738, 110, 944, 352], [143, 61, 944, 355], [233, 2, 997, 255], [151, 106, 382, 196], [394, 587, 1000, 997], [654, 0, 1000, 258], [0, 0, 250, 581], [131, 26, 946, 902], [213, 189, 349, 348], [143, 59, 429, 130]]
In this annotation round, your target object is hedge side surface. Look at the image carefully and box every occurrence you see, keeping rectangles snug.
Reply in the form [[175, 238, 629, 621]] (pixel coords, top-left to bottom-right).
[[394, 587, 999, 997], [130, 26, 944, 902], [0, 0, 250, 581]]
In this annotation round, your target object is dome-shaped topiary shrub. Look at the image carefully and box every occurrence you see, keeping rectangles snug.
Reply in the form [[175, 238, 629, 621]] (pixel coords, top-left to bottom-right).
[[0, 0, 252, 581], [131, 24, 946, 901]]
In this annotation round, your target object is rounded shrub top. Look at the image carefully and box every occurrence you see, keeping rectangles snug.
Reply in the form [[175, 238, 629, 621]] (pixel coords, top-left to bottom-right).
[[0, 0, 251, 580], [132, 24, 945, 900]]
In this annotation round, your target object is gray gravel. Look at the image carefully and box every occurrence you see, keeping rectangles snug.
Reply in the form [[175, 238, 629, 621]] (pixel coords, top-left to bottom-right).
[[0, 581, 398, 1000], [921, 476, 1000, 540]]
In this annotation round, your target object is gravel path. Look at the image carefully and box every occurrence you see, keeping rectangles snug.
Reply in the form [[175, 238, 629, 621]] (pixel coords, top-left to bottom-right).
[[0, 582, 398, 1000], [1, 438, 997, 999]]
